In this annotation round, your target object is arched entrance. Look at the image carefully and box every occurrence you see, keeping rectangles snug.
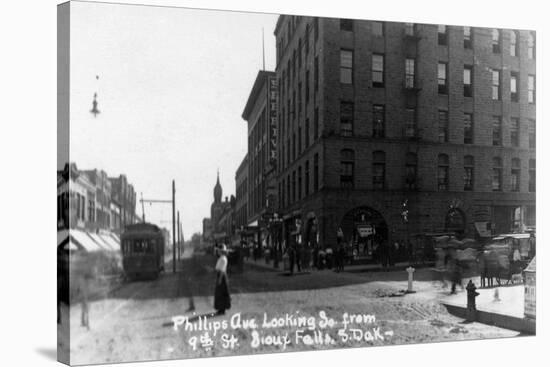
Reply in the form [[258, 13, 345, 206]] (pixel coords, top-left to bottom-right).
[[340, 207, 388, 262], [445, 208, 466, 236]]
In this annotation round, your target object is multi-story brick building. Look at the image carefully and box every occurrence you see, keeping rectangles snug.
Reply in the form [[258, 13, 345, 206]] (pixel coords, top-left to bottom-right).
[[241, 70, 279, 247], [235, 154, 249, 230], [274, 15, 535, 259], [109, 174, 138, 232]]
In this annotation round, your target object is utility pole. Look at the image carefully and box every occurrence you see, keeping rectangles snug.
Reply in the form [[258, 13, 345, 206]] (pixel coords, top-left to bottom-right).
[[172, 180, 176, 274], [140, 192, 146, 222], [177, 210, 181, 262]]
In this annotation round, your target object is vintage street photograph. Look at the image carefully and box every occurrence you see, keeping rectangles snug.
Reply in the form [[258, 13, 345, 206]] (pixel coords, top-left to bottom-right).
[[57, 1, 536, 365]]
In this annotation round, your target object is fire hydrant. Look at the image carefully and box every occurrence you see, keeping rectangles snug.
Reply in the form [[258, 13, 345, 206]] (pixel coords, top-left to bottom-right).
[[406, 266, 415, 293], [466, 280, 480, 322]]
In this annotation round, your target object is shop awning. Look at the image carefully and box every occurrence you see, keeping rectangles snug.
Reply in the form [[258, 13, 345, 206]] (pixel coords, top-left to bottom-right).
[[71, 230, 104, 252], [100, 233, 120, 252], [57, 236, 83, 251], [87, 232, 113, 251]]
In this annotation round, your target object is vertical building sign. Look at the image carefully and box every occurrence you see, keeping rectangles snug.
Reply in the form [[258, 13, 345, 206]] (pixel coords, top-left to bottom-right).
[[268, 76, 278, 169]]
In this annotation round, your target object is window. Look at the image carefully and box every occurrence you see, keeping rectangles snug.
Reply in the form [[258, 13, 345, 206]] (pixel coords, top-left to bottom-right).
[[405, 23, 415, 36], [314, 107, 319, 139], [464, 155, 474, 191], [492, 29, 501, 53], [510, 72, 519, 102], [405, 108, 416, 138], [298, 82, 302, 115], [286, 138, 290, 166], [510, 30, 519, 56], [438, 110, 449, 143], [492, 116, 502, 146], [305, 160, 310, 196], [372, 22, 384, 36], [528, 75, 535, 103], [464, 113, 473, 144], [463, 26, 472, 48], [292, 133, 296, 161], [314, 17, 319, 41], [372, 54, 384, 87], [286, 175, 290, 206], [305, 118, 310, 147], [527, 32, 535, 59], [529, 159, 536, 192], [340, 101, 354, 136], [405, 152, 418, 190], [314, 56, 319, 92], [292, 49, 296, 80], [298, 125, 302, 153], [373, 104, 385, 138], [340, 149, 355, 189], [305, 24, 310, 55], [511, 158, 520, 192], [298, 38, 302, 69], [438, 25, 447, 46], [298, 166, 302, 199], [305, 70, 310, 104], [292, 170, 296, 203], [340, 49, 353, 84], [373, 151, 386, 190], [88, 199, 95, 221], [510, 117, 519, 147], [438, 154, 449, 191], [314, 153, 319, 191], [491, 69, 501, 100], [528, 119, 536, 148], [405, 58, 415, 88], [463, 66, 473, 97], [438, 63, 448, 94], [340, 19, 353, 32], [291, 91, 296, 121], [492, 157, 502, 191]]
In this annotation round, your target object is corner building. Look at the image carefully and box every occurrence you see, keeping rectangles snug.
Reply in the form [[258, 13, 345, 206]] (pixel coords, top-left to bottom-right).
[[274, 15, 536, 259]]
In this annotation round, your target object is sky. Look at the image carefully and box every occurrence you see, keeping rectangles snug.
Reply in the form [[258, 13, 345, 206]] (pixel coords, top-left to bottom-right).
[[69, 1, 278, 237]]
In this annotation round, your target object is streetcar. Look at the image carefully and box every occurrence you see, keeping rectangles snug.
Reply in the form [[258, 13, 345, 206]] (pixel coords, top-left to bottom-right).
[[120, 222, 165, 280]]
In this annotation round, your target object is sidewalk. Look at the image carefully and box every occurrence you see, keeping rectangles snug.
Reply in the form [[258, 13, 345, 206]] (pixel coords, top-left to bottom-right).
[[441, 284, 535, 334], [243, 257, 431, 273]]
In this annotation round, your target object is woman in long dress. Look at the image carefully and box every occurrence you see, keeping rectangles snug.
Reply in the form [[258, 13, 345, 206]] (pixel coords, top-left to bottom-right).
[[214, 244, 231, 315]]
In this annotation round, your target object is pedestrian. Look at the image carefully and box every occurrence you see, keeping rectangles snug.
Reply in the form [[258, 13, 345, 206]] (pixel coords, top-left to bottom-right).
[[325, 246, 333, 269], [288, 245, 296, 275], [448, 250, 462, 295], [214, 244, 231, 315], [380, 239, 389, 269], [295, 244, 302, 273], [336, 241, 345, 272]]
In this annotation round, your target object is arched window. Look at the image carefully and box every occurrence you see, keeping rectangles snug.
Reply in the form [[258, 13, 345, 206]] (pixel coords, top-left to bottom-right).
[[511, 158, 521, 192], [492, 29, 501, 53], [405, 152, 418, 190], [464, 155, 474, 191], [527, 32, 536, 59], [492, 157, 502, 191], [373, 151, 386, 190], [510, 30, 519, 56], [438, 154, 449, 191], [340, 149, 354, 189]]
